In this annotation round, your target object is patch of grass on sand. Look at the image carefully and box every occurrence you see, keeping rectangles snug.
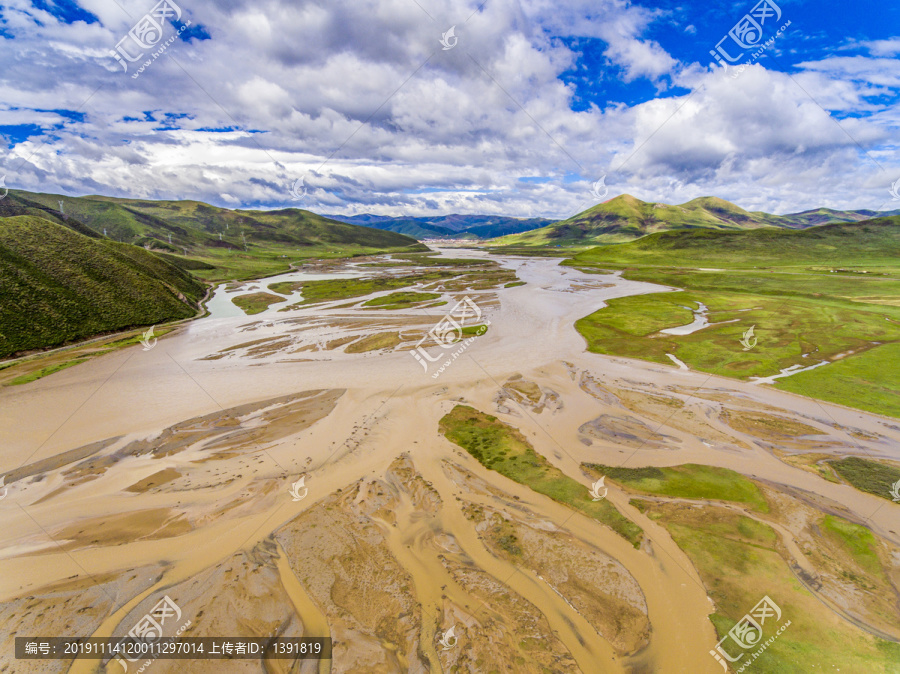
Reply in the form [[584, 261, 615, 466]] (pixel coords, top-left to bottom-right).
[[774, 452, 840, 483], [827, 457, 900, 501], [268, 281, 303, 295], [439, 405, 643, 547], [344, 331, 401, 353], [295, 274, 448, 305], [232, 291, 285, 315], [6, 358, 88, 385], [821, 515, 885, 579], [643, 501, 900, 673], [362, 291, 441, 309], [584, 463, 769, 513], [504, 281, 527, 287], [2, 325, 178, 387], [460, 324, 489, 336]]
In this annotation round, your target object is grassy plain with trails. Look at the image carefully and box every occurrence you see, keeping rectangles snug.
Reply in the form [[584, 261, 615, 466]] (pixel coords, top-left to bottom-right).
[[636, 500, 900, 673], [568, 217, 900, 417]]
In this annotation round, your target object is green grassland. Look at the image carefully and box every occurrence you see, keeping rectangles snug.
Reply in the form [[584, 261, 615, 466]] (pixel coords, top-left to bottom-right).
[[568, 218, 900, 417], [566, 216, 900, 268], [584, 463, 769, 512], [773, 343, 900, 419], [232, 291, 286, 315], [826, 457, 900, 501], [439, 405, 643, 547], [361, 291, 441, 309], [821, 515, 885, 579], [0, 216, 205, 358], [638, 501, 900, 673]]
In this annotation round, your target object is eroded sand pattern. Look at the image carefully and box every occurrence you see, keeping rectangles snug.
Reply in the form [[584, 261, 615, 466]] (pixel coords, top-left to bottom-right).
[[1, 250, 898, 673]]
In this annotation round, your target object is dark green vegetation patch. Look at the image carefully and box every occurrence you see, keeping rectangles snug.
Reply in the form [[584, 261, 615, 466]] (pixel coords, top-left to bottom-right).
[[0, 215, 205, 358], [827, 457, 900, 501]]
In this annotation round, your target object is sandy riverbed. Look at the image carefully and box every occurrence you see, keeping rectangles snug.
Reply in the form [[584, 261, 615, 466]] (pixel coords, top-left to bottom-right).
[[0, 250, 898, 673]]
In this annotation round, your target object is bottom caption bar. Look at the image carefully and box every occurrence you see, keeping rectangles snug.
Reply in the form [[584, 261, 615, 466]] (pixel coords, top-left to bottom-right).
[[16, 637, 332, 660]]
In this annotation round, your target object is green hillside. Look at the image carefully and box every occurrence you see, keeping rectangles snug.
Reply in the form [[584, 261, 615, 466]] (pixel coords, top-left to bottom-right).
[[567, 217, 900, 417], [491, 195, 777, 247], [774, 207, 889, 228], [7, 190, 426, 279], [568, 217, 900, 268], [490, 194, 900, 248], [0, 215, 206, 358]]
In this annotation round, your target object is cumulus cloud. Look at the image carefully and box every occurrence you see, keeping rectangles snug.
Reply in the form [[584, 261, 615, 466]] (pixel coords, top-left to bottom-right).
[[0, 0, 897, 217]]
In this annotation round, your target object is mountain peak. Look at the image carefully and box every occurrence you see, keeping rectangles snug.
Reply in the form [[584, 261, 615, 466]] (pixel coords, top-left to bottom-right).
[[681, 196, 749, 213]]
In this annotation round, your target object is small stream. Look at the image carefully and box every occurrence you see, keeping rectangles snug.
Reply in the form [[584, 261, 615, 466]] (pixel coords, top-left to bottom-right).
[[660, 301, 738, 336], [749, 360, 830, 385]]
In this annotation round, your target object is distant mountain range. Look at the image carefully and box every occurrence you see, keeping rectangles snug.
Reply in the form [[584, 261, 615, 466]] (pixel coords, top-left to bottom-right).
[[324, 213, 555, 240], [490, 194, 900, 247]]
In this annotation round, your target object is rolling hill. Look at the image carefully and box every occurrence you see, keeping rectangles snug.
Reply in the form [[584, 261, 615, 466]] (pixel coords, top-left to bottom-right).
[[326, 213, 555, 240], [5, 190, 426, 276], [490, 194, 900, 247], [0, 215, 207, 358]]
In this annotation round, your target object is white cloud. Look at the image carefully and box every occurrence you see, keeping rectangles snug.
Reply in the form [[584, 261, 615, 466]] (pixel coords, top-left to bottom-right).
[[0, 0, 896, 217]]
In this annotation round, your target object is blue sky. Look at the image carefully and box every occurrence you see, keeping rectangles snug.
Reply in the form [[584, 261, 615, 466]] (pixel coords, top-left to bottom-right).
[[0, 0, 898, 217]]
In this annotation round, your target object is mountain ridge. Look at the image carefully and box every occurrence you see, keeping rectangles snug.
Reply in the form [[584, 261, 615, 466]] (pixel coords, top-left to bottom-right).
[[6, 190, 425, 256], [490, 194, 900, 247]]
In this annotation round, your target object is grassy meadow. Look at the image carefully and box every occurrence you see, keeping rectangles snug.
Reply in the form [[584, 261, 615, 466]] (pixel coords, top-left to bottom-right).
[[638, 501, 900, 673], [567, 217, 900, 417]]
